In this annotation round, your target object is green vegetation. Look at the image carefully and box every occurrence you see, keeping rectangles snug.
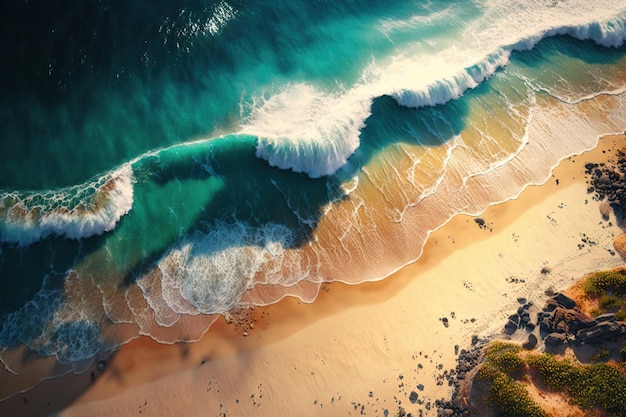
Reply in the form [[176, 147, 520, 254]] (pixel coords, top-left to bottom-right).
[[528, 354, 626, 416], [584, 270, 626, 321], [476, 341, 626, 417], [583, 270, 626, 295], [471, 270, 626, 417], [478, 342, 547, 417]]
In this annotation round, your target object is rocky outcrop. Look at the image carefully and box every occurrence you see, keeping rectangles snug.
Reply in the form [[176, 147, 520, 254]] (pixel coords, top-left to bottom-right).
[[614, 234, 626, 258], [585, 150, 626, 222], [503, 301, 536, 335], [538, 293, 625, 345]]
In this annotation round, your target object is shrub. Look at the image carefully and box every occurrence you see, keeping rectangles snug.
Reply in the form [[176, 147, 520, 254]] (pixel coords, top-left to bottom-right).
[[528, 353, 626, 415], [487, 373, 547, 417], [584, 271, 626, 295], [599, 294, 621, 310], [479, 342, 546, 416]]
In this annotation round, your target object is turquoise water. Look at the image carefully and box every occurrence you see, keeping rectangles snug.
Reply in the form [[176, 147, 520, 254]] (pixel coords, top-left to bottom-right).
[[1, 0, 626, 395]]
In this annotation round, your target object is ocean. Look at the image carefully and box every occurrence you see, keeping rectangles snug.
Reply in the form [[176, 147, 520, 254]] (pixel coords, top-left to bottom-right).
[[1, 0, 626, 398]]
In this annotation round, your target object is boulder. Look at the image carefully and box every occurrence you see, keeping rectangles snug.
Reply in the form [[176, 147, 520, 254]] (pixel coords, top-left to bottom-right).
[[520, 313, 531, 325], [614, 234, 626, 258], [600, 199, 611, 220], [539, 316, 553, 333], [540, 266, 552, 274], [543, 298, 558, 312], [577, 321, 625, 344], [564, 310, 596, 332], [552, 293, 576, 309], [595, 313, 617, 323], [504, 319, 518, 335], [545, 333, 566, 346], [522, 333, 538, 350]]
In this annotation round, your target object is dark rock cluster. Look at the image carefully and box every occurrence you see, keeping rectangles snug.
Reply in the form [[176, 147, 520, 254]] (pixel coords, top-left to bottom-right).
[[504, 301, 536, 335], [585, 150, 626, 222], [538, 293, 625, 347], [435, 337, 489, 416]]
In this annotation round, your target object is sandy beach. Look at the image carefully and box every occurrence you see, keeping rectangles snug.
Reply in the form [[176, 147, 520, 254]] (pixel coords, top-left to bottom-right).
[[2, 134, 624, 417]]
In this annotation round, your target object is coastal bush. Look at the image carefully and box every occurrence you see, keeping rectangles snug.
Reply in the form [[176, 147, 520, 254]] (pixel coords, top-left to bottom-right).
[[528, 353, 626, 415], [584, 270, 626, 321], [478, 342, 546, 417], [484, 342, 525, 377], [599, 294, 621, 310], [584, 271, 626, 295], [487, 373, 547, 417]]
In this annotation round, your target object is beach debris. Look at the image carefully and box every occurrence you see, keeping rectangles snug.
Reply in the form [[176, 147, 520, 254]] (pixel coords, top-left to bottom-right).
[[473, 217, 493, 232], [540, 266, 552, 274], [223, 306, 257, 335]]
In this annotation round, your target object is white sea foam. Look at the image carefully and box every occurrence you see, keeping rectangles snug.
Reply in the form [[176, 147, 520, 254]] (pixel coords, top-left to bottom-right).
[[243, 84, 372, 178], [0, 164, 134, 246], [148, 222, 295, 316], [245, 1, 626, 178]]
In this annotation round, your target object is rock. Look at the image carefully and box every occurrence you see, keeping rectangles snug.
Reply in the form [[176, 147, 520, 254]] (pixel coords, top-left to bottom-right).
[[409, 391, 418, 404], [520, 313, 531, 325], [613, 234, 626, 258], [565, 311, 596, 332], [555, 320, 567, 334], [474, 218, 485, 227], [543, 298, 558, 312], [522, 333, 538, 350], [443, 409, 454, 416], [545, 333, 566, 346], [540, 317, 553, 333], [595, 313, 617, 323], [504, 319, 518, 335], [552, 293, 577, 309], [577, 321, 625, 344], [96, 361, 105, 371], [525, 322, 536, 332], [540, 266, 552, 274], [517, 297, 527, 304], [600, 199, 611, 220]]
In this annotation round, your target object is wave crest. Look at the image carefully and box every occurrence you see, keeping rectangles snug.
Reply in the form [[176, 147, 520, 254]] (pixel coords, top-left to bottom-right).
[[246, 10, 626, 178], [0, 165, 134, 246]]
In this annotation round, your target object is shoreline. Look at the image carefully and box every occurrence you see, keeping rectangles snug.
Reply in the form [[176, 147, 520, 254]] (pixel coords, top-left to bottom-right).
[[2, 134, 625, 417]]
